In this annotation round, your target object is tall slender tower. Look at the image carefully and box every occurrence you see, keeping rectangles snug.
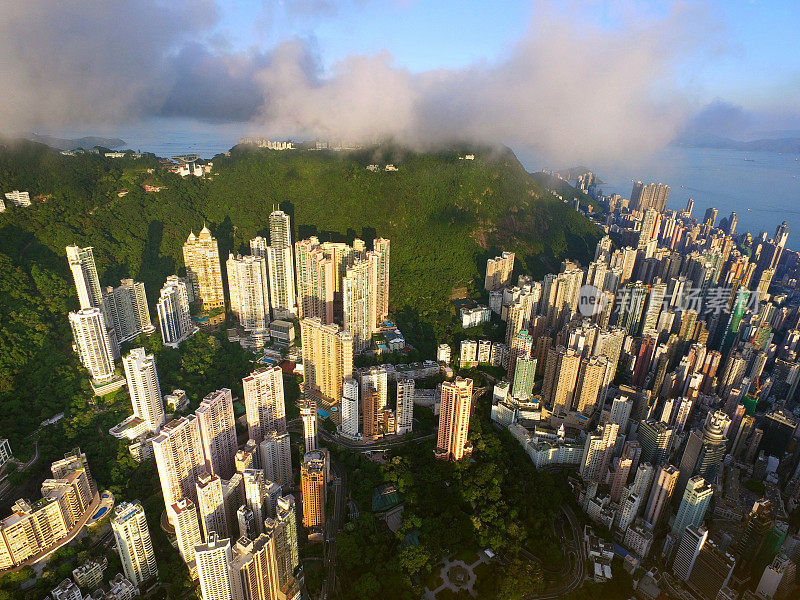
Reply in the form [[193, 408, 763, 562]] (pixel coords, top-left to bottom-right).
[[69, 307, 116, 384], [183, 226, 225, 310], [111, 502, 158, 586], [672, 476, 713, 539], [371, 238, 390, 326], [294, 238, 335, 323], [436, 377, 474, 461], [230, 532, 282, 600], [396, 377, 415, 436], [275, 495, 300, 589], [227, 253, 271, 341], [168, 498, 202, 572], [102, 279, 154, 343], [195, 471, 228, 540], [66, 245, 103, 309], [194, 533, 235, 600], [243, 366, 287, 443], [541, 345, 581, 416], [259, 431, 293, 488], [299, 318, 354, 405], [122, 348, 165, 433], [580, 423, 619, 482], [645, 463, 680, 526], [267, 210, 297, 318], [156, 275, 192, 347], [300, 451, 326, 530], [196, 389, 237, 480], [301, 399, 318, 453], [340, 378, 360, 438], [342, 256, 378, 353], [152, 416, 206, 515]]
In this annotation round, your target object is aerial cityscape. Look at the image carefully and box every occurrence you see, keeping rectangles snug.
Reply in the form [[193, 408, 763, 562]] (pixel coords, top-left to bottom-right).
[[1, 2, 800, 600]]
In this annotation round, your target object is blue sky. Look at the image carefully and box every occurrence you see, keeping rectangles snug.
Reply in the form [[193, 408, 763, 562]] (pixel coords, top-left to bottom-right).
[[4, 1, 798, 162], [212, 0, 799, 118]]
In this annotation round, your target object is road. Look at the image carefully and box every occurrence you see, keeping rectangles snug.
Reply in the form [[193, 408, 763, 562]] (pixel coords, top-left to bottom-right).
[[321, 460, 346, 600], [0, 441, 39, 504], [522, 504, 586, 600]]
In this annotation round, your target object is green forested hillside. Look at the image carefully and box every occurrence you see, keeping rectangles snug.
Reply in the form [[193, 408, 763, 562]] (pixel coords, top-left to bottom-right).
[[0, 141, 600, 449]]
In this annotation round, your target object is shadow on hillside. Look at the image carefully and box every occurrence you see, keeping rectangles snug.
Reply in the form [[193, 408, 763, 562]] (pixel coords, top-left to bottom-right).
[[0, 224, 66, 274], [295, 224, 381, 248], [137, 220, 176, 302]]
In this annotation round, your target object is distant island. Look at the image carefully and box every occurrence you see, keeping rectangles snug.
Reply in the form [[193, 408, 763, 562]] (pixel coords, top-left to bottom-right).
[[676, 133, 800, 154], [29, 133, 127, 151]]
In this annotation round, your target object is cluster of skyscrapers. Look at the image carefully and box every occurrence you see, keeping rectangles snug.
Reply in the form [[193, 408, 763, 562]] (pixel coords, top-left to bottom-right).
[[481, 178, 800, 598]]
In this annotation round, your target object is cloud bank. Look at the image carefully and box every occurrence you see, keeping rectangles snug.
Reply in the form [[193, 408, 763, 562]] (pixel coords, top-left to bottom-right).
[[0, 1, 709, 163]]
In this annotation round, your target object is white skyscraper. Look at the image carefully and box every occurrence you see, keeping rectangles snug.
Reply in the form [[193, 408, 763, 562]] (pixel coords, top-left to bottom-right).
[[673, 524, 708, 581], [396, 377, 415, 436], [343, 256, 378, 353], [69, 307, 116, 384], [196, 389, 237, 480], [196, 471, 228, 541], [227, 253, 271, 343], [340, 378, 359, 438], [580, 423, 619, 482], [259, 431, 293, 489], [672, 476, 713, 539], [301, 399, 318, 453], [152, 416, 205, 516], [194, 533, 235, 600], [275, 495, 300, 589], [102, 279, 154, 343], [168, 498, 202, 572], [66, 245, 102, 309], [122, 347, 165, 433], [266, 210, 297, 319], [244, 469, 269, 535], [242, 366, 287, 443], [111, 501, 158, 586], [156, 275, 192, 347]]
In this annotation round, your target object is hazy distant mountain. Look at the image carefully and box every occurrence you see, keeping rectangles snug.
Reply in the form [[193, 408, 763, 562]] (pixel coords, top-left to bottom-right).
[[29, 133, 126, 151], [676, 133, 800, 154]]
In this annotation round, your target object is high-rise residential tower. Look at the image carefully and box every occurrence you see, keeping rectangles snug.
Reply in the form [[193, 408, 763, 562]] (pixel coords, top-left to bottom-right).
[[243, 366, 287, 444], [111, 502, 158, 586], [342, 255, 378, 353], [195, 470, 228, 540], [371, 238, 391, 325], [122, 347, 165, 433], [102, 279, 154, 343], [299, 318, 354, 405], [196, 389, 237, 480], [69, 307, 116, 384], [300, 451, 326, 530], [266, 210, 297, 319], [301, 399, 318, 453], [294, 238, 335, 323], [194, 533, 235, 600], [183, 226, 225, 310], [258, 431, 293, 488], [156, 275, 193, 347], [396, 377, 415, 436], [66, 245, 103, 309], [484, 251, 515, 291], [631, 181, 670, 212], [227, 253, 271, 343], [152, 416, 205, 515], [436, 377, 474, 461], [168, 498, 202, 573]]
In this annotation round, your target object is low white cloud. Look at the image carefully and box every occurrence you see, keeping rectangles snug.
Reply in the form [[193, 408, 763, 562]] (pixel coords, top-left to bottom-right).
[[0, 0, 743, 164]]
